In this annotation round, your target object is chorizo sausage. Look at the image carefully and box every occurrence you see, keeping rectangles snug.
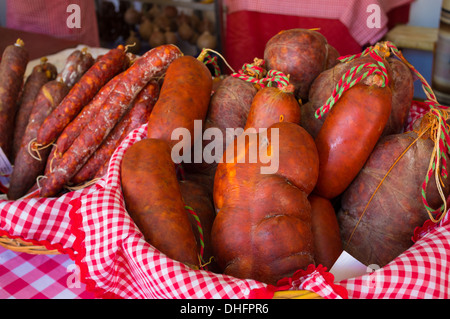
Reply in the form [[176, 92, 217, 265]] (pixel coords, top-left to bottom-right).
[[7, 80, 69, 199], [71, 80, 159, 185], [0, 38, 29, 161], [313, 83, 392, 199], [147, 55, 212, 155], [244, 84, 301, 131], [121, 138, 200, 268], [8, 49, 95, 199], [309, 194, 343, 269], [40, 44, 183, 197], [54, 74, 123, 158], [12, 58, 57, 160], [37, 45, 128, 146], [56, 48, 94, 89]]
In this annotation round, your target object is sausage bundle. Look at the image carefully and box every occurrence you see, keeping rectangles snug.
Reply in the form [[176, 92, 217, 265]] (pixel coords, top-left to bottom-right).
[[40, 44, 183, 197], [0, 39, 29, 162], [12, 58, 57, 161], [8, 48, 94, 200], [37, 45, 129, 147]]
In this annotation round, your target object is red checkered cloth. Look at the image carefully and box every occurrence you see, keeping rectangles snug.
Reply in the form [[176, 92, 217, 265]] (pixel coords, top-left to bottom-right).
[[0, 101, 448, 299], [0, 246, 94, 299], [224, 0, 413, 47]]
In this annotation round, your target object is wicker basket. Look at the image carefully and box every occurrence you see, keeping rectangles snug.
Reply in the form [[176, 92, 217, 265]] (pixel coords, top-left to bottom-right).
[[0, 235, 322, 298], [0, 236, 59, 255]]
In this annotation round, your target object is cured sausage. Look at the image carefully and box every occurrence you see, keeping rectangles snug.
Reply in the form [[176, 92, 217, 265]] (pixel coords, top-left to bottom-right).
[[12, 58, 57, 160], [309, 194, 342, 269], [56, 48, 94, 89], [40, 44, 183, 197], [147, 55, 212, 157], [54, 74, 122, 158], [37, 45, 128, 146], [212, 122, 319, 285], [313, 83, 392, 199], [121, 138, 200, 268], [0, 38, 29, 161], [71, 80, 159, 185], [7, 80, 69, 199], [8, 48, 95, 199], [244, 84, 301, 131]]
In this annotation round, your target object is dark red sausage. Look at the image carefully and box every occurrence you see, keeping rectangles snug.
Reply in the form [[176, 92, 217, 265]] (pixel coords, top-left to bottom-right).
[[309, 194, 343, 269], [314, 83, 392, 199], [71, 80, 160, 185], [244, 84, 301, 131], [0, 38, 29, 161], [7, 80, 69, 199], [54, 74, 123, 157], [147, 55, 213, 153], [37, 45, 128, 146], [12, 58, 57, 160], [121, 138, 200, 268], [56, 48, 94, 89], [40, 44, 183, 197], [8, 49, 95, 199]]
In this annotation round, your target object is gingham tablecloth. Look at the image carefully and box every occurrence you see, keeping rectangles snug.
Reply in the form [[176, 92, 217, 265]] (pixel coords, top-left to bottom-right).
[[0, 101, 449, 299], [0, 245, 94, 299]]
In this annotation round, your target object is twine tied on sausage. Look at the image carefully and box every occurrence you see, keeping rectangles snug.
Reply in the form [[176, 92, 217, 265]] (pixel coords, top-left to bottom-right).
[[314, 43, 390, 120], [342, 41, 450, 242], [230, 58, 291, 90], [384, 41, 450, 223], [175, 162, 210, 270], [184, 205, 207, 268], [197, 49, 221, 77]]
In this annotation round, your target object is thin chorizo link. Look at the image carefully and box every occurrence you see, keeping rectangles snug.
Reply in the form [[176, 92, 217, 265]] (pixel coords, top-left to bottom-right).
[[37, 45, 128, 146], [71, 80, 160, 185], [40, 44, 183, 197], [54, 74, 122, 157], [0, 38, 29, 161], [57, 48, 94, 89], [7, 80, 69, 199], [47, 74, 123, 176], [12, 58, 57, 160], [8, 49, 95, 199]]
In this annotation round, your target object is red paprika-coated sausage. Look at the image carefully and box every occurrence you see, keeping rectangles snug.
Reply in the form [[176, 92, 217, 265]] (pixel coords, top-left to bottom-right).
[[309, 194, 343, 269], [121, 138, 200, 269], [0, 38, 29, 161], [313, 83, 392, 199], [147, 55, 212, 154], [244, 84, 301, 131], [7, 80, 69, 199], [71, 80, 160, 185], [37, 45, 128, 146], [12, 58, 57, 161], [54, 74, 123, 158], [40, 44, 183, 197]]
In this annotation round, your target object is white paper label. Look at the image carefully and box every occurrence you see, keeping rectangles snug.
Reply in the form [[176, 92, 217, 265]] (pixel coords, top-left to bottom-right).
[[0, 147, 13, 190], [329, 250, 371, 283]]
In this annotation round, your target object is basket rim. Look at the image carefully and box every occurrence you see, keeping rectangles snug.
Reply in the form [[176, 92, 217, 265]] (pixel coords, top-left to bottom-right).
[[0, 236, 60, 255]]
